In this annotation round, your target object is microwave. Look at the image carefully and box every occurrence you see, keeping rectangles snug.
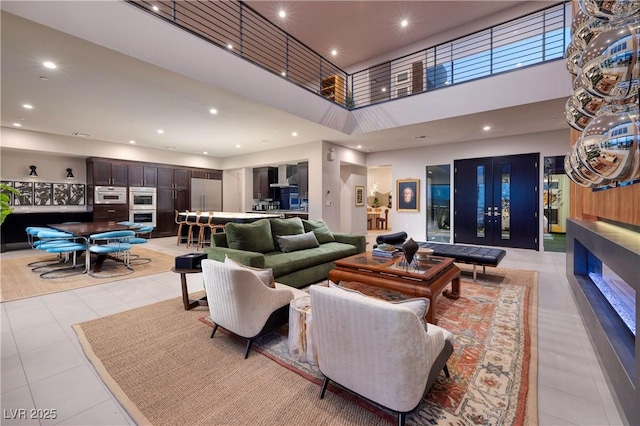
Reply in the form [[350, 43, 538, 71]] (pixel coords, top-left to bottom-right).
[[129, 187, 157, 210], [94, 186, 127, 204]]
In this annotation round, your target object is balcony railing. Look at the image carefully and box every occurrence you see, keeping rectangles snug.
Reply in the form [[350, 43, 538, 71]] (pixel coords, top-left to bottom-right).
[[127, 0, 571, 110]]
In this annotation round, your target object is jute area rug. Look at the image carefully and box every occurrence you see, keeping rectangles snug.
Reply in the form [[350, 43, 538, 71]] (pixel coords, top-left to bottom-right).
[[0, 247, 175, 302], [74, 266, 538, 426]]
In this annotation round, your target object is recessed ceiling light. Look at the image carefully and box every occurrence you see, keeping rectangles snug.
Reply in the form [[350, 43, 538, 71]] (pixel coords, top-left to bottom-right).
[[278, 10, 286, 18], [157, 129, 164, 134], [236, 144, 241, 148], [331, 49, 337, 56], [22, 104, 33, 109], [483, 126, 491, 131], [152, 5, 159, 11], [357, 145, 362, 149], [227, 44, 233, 50], [43, 61, 57, 69], [291, 132, 298, 137], [381, 88, 387, 92], [12, 123, 22, 127], [401, 19, 408, 27], [129, 140, 136, 144], [203, 151, 208, 155], [281, 71, 286, 77], [516, 62, 522, 67], [209, 108, 218, 115]]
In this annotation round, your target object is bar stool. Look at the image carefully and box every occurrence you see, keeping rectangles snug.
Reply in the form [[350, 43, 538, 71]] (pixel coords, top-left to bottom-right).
[[199, 212, 225, 249], [196, 211, 212, 249], [376, 208, 389, 230], [175, 210, 188, 246], [185, 210, 202, 249]]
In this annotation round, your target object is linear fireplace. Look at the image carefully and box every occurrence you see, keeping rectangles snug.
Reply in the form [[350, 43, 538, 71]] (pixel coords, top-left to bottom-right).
[[567, 219, 639, 425]]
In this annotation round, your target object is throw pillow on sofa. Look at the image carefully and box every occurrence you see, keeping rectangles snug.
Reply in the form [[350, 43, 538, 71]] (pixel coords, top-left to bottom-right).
[[224, 255, 275, 288], [270, 217, 305, 250], [225, 219, 275, 253], [276, 231, 320, 253], [302, 218, 335, 244]]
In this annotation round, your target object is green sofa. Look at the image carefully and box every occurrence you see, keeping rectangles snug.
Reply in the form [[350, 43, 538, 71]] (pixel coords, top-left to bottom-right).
[[205, 217, 365, 289]]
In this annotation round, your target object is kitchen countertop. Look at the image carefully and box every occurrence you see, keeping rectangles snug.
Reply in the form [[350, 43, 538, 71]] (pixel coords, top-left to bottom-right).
[[248, 210, 309, 215]]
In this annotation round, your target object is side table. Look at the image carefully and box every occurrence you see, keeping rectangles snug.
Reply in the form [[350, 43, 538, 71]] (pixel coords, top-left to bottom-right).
[[171, 267, 208, 310], [288, 295, 318, 365]]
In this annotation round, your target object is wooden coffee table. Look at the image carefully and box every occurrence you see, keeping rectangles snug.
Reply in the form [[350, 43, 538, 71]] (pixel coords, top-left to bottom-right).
[[328, 252, 461, 324]]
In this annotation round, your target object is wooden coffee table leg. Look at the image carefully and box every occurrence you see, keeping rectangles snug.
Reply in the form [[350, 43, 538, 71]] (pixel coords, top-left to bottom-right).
[[443, 275, 461, 300]]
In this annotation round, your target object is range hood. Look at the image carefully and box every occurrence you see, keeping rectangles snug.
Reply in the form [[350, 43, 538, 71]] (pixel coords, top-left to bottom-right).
[[270, 164, 298, 188]]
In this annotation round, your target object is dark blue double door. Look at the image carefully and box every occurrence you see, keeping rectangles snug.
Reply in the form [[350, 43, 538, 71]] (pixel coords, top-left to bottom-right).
[[454, 153, 539, 250]]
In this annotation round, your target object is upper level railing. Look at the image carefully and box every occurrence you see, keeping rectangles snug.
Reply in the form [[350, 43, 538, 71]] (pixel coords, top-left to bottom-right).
[[126, 1, 571, 110]]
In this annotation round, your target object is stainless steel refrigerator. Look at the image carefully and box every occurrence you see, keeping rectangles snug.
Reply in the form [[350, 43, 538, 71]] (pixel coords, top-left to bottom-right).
[[191, 178, 222, 211]]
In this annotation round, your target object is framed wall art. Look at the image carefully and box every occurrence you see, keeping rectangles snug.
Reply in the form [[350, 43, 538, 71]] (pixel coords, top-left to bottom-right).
[[355, 185, 365, 207], [1, 181, 13, 206], [34, 183, 52, 206], [397, 178, 420, 212], [13, 181, 34, 206], [69, 184, 86, 205]]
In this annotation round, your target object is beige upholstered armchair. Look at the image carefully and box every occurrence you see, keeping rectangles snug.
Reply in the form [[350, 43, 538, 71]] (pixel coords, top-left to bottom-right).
[[201, 259, 306, 358], [309, 285, 454, 426]]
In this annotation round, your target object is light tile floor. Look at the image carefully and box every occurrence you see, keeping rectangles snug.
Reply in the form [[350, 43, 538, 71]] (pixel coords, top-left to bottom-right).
[[0, 235, 626, 425]]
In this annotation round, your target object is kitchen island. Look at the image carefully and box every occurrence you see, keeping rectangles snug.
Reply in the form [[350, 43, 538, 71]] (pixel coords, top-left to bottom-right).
[[247, 210, 309, 219], [179, 211, 281, 224]]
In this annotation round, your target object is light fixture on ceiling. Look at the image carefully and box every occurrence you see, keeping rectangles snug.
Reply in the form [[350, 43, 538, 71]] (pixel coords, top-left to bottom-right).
[[278, 10, 286, 18], [381, 87, 387, 92], [39, 76, 48, 80], [331, 49, 337, 56], [23, 104, 33, 109], [129, 140, 136, 144], [281, 71, 286, 77], [401, 19, 408, 28], [29, 165, 38, 177], [157, 129, 164, 134], [209, 108, 218, 115], [236, 144, 241, 148], [357, 145, 362, 149], [291, 132, 298, 137], [227, 44, 233, 50], [66, 168, 75, 179], [12, 123, 22, 127], [166, 146, 176, 150], [483, 126, 491, 131], [43, 61, 57, 69], [152, 5, 159, 12]]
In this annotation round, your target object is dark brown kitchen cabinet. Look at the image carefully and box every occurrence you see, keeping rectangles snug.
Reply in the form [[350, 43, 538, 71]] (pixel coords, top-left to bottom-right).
[[253, 167, 278, 199], [89, 159, 128, 186], [128, 165, 157, 187], [156, 167, 191, 237], [192, 169, 222, 180], [297, 161, 309, 198], [92, 205, 129, 223]]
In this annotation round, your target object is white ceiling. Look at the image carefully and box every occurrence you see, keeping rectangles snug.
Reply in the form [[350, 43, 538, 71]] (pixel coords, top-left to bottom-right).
[[0, 1, 567, 159]]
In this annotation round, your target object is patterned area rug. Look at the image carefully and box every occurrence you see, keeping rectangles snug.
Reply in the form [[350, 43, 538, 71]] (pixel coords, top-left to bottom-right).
[[203, 267, 538, 425]]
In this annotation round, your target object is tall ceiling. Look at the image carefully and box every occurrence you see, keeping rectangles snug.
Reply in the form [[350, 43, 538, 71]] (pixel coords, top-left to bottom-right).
[[0, 1, 567, 159]]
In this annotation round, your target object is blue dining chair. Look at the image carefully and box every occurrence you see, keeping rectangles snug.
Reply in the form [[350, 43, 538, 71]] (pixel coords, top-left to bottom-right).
[[88, 230, 136, 278], [35, 230, 88, 279], [127, 225, 154, 265]]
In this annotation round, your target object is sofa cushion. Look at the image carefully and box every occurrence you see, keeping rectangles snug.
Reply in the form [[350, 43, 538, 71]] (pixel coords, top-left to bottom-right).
[[302, 219, 335, 244], [270, 217, 305, 250], [264, 242, 359, 277], [276, 231, 319, 253], [224, 255, 275, 288], [225, 219, 275, 253]]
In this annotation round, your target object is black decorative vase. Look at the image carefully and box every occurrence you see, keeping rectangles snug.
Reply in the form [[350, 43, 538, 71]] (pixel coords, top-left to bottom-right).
[[402, 237, 419, 267]]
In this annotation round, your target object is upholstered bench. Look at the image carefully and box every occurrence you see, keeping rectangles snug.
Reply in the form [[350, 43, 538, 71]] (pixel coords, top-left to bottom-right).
[[376, 232, 506, 280]]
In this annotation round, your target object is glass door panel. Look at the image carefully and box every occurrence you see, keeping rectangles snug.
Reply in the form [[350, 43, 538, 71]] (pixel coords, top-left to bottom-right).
[[500, 163, 511, 240], [425, 165, 451, 242]]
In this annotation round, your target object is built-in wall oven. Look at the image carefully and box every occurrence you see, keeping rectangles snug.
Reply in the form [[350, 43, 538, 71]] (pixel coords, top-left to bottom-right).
[[129, 187, 157, 227], [129, 210, 156, 227], [129, 187, 157, 209], [95, 186, 127, 204]]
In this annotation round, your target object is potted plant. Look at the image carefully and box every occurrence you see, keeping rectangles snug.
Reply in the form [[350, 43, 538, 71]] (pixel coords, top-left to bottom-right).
[[1, 183, 19, 226]]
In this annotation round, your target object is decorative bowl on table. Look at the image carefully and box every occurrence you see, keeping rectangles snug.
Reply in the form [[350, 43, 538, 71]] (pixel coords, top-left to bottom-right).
[[415, 248, 434, 261]]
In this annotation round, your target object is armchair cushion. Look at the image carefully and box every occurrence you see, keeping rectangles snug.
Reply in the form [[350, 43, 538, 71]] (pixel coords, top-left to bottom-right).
[[302, 219, 335, 244], [328, 281, 429, 330], [225, 219, 275, 253], [224, 255, 275, 288], [276, 231, 319, 253]]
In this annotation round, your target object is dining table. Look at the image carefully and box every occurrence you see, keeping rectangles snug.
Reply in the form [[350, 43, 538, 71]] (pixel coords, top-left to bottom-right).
[[48, 221, 141, 273]]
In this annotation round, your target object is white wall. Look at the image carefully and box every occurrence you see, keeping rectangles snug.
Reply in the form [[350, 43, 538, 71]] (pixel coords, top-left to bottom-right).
[[340, 164, 367, 235], [367, 129, 570, 246]]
